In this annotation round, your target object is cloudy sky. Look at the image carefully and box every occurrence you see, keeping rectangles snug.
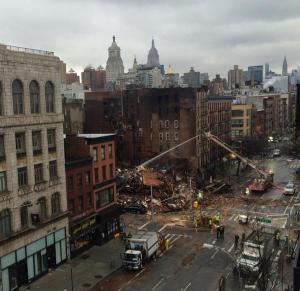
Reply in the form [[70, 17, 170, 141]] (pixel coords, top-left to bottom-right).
[[1, 0, 300, 78]]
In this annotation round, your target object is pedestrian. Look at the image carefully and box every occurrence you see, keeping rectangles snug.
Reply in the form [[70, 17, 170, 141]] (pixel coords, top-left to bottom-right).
[[234, 234, 240, 248], [216, 225, 220, 239], [220, 225, 225, 239]]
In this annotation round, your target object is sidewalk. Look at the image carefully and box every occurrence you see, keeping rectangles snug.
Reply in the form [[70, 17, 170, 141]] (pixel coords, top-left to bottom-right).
[[20, 238, 124, 291]]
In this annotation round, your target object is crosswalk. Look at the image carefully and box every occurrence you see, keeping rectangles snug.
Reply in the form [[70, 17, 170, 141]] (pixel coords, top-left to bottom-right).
[[288, 161, 300, 169], [164, 233, 190, 248]]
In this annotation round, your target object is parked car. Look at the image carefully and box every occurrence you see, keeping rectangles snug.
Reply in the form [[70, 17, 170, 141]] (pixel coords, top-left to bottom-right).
[[284, 181, 296, 195], [123, 203, 147, 214], [273, 149, 281, 157]]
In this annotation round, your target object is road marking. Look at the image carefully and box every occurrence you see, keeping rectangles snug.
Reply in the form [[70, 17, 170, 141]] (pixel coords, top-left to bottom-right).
[[134, 268, 146, 278], [152, 278, 164, 290], [158, 223, 174, 232], [234, 215, 239, 222], [181, 282, 192, 291], [228, 214, 235, 221], [212, 239, 217, 245], [138, 221, 151, 230], [228, 243, 235, 253], [118, 268, 147, 290], [210, 249, 219, 259], [169, 236, 180, 245]]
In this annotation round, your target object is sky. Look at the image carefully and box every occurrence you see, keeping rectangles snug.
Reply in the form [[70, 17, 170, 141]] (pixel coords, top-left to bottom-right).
[[1, 0, 300, 78]]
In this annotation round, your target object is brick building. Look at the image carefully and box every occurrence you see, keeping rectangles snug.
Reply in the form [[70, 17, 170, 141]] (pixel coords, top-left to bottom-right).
[[66, 68, 80, 84], [81, 66, 106, 91], [207, 96, 232, 167], [64, 134, 119, 257], [0, 44, 68, 291], [62, 98, 84, 134]]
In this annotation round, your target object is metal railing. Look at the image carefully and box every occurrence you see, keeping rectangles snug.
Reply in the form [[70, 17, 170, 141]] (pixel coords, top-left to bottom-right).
[[6, 45, 54, 56]]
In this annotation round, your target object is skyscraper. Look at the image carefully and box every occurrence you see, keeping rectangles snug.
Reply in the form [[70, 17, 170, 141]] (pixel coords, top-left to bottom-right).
[[105, 36, 124, 83], [282, 56, 288, 76], [147, 39, 160, 67], [248, 65, 263, 85], [228, 65, 243, 89], [265, 62, 269, 78]]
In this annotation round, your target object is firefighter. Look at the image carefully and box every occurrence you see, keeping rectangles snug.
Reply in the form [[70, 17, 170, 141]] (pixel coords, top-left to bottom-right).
[[216, 225, 220, 239], [219, 225, 225, 239]]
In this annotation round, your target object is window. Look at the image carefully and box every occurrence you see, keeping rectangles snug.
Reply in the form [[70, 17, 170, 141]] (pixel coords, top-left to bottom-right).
[[101, 145, 105, 160], [159, 120, 163, 129], [76, 173, 82, 187], [0, 209, 11, 238], [87, 192, 92, 209], [165, 132, 169, 141], [68, 199, 75, 214], [108, 144, 113, 159], [93, 147, 98, 161], [0, 171, 7, 192], [20, 203, 29, 228], [45, 81, 54, 113], [95, 187, 114, 208], [247, 109, 251, 116], [231, 119, 244, 127], [138, 128, 143, 137], [12, 79, 24, 114], [102, 165, 107, 181], [0, 135, 4, 159], [49, 161, 57, 179], [29, 81, 40, 114], [159, 133, 163, 141], [15, 133, 26, 157], [32, 131, 42, 155], [165, 120, 169, 128], [232, 110, 243, 117], [109, 164, 114, 179], [67, 176, 73, 191], [174, 132, 179, 141], [51, 192, 61, 215], [0, 82, 2, 115], [18, 167, 28, 187], [34, 164, 44, 184], [85, 171, 91, 185], [174, 120, 179, 128], [78, 196, 84, 212], [47, 129, 56, 151], [38, 197, 47, 220], [94, 168, 99, 182]]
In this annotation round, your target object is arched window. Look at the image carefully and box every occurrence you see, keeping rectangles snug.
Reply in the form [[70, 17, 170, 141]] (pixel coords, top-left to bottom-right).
[[12, 79, 24, 114], [51, 192, 61, 215], [0, 209, 11, 238], [45, 81, 54, 113], [29, 80, 40, 114], [38, 197, 47, 221], [0, 81, 3, 115], [20, 202, 29, 228]]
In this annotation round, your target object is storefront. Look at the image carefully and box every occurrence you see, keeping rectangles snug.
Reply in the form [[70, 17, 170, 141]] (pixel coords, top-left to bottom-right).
[[69, 215, 99, 257], [0, 228, 67, 291]]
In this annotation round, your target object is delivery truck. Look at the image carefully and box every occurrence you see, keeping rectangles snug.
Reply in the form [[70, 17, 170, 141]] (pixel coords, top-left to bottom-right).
[[121, 231, 159, 270]]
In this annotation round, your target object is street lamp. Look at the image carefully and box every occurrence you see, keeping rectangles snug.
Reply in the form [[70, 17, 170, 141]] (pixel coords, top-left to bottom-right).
[[203, 243, 242, 291]]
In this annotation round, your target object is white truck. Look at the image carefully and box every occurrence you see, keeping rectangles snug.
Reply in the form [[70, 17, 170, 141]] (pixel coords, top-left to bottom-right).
[[121, 231, 159, 270]]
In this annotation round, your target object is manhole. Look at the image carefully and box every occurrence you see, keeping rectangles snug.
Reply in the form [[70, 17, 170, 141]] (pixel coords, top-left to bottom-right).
[[81, 254, 90, 260], [82, 283, 91, 288], [94, 274, 103, 279]]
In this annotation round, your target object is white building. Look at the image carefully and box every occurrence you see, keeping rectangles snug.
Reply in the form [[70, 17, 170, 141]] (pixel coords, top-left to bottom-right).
[[0, 44, 68, 291], [61, 82, 84, 100]]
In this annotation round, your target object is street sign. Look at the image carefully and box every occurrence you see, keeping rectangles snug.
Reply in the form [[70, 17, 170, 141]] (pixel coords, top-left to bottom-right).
[[256, 216, 272, 224]]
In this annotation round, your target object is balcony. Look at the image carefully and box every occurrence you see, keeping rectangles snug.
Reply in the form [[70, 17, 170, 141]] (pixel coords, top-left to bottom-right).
[[34, 181, 47, 192], [18, 185, 32, 196], [49, 176, 61, 187]]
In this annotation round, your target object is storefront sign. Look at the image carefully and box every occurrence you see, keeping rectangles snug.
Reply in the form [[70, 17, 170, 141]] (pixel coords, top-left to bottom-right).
[[72, 217, 97, 236]]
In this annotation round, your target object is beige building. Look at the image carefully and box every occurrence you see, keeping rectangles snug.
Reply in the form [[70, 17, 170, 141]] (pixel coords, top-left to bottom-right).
[[228, 65, 243, 89], [0, 44, 68, 291], [231, 102, 253, 139]]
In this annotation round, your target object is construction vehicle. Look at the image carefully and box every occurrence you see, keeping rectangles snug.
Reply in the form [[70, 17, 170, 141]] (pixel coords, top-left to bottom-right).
[[204, 132, 274, 193], [121, 231, 159, 270]]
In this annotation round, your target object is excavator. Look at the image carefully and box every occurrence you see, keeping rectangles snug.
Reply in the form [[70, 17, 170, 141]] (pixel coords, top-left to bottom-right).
[[204, 132, 274, 193]]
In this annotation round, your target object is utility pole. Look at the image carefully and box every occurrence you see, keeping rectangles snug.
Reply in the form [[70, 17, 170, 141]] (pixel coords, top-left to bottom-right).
[[150, 184, 153, 222]]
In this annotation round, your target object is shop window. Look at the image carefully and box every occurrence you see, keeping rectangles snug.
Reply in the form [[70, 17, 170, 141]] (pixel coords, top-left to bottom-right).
[[101, 145, 105, 160], [45, 81, 55, 113], [29, 80, 40, 114], [0, 134, 5, 159], [102, 165, 107, 181], [34, 163, 44, 184], [15, 132, 26, 157], [78, 196, 84, 212], [12, 79, 24, 114], [49, 160, 58, 179], [109, 163, 114, 179], [18, 167, 28, 187], [38, 197, 47, 220], [32, 131, 42, 155], [0, 209, 11, 238], [108, 144, 113, 159], [93, 147, 98, 161], [85, 171, 91, 185], [47, 129, 56, 152], [76, 173, 82, 187], [20, 203, 29, 228], [87, 192, 92, 209], [67, 176, 73, 191], [0, 171, 7, 193], [51, 192, 61, 215]]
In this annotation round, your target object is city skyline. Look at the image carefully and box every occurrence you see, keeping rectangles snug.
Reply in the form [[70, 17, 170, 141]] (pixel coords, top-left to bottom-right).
[[1, 0, 300, 77]]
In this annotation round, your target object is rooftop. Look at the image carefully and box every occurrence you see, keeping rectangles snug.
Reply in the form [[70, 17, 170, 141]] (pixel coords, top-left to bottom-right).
[[77, 133, 116, 139], [5, 44, 54, 56]]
